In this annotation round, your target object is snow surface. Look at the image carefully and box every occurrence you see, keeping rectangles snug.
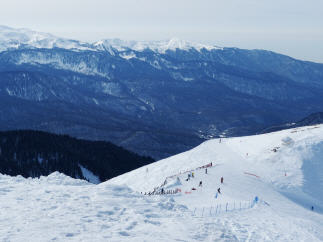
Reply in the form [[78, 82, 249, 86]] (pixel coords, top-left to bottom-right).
[[79, 165, 100, 184], [0, 125, 323, 241]]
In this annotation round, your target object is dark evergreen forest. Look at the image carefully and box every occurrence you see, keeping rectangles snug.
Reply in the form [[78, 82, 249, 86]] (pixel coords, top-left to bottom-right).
[[0, 130, 154, 183]]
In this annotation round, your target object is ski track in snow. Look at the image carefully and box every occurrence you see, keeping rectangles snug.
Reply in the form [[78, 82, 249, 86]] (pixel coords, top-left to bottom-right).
[[0, 125, 323, 241]]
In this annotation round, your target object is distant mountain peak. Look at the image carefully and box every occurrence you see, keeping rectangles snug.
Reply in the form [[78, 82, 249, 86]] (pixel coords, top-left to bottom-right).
[[94, 38, 222, 53], [0, 25, 95, 52]]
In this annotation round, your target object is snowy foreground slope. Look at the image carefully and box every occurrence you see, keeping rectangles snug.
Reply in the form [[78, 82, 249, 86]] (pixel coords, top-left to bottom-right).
[[1, 125, 323, 241]]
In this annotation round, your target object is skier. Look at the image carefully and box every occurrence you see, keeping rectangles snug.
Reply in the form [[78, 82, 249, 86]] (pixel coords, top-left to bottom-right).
[[192, 172, 194, 178], [217, 188, 221, 194], [205, 168, 207, 174], [311, 206, 314, 211], [221, 177, 224, 184], [199, 181, 202, 187], [161, 188, 165, 194]]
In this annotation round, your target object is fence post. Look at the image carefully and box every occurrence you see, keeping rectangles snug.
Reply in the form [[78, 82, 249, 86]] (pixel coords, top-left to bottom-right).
[[216, 205, 218, 214], [193, 208, 196, 216], [226, 203, 228, 212], [202, 207, 204, 217], [210, 206, 212, 216]]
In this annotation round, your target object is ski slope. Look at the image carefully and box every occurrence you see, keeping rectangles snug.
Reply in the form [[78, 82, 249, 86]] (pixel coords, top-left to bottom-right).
[[0, 125, 323, 241], [110, 124, 323, 211]]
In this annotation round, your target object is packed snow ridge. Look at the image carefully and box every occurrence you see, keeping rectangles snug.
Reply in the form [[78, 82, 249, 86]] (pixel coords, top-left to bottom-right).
[[0, 124, 323, 241], [0, 25, 222, 54]]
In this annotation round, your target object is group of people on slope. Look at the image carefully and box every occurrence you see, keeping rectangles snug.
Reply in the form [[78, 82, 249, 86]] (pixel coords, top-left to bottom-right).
[[185, 167, 224, 196]]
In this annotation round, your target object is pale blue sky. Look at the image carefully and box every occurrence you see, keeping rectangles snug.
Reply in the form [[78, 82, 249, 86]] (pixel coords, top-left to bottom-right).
[[0, 0, 322, 62]]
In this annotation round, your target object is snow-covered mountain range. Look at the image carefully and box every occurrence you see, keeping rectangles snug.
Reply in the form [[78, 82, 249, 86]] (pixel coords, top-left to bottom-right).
[[0, 25, 323, 159], [1, 124, 322, 241], [0, 25, 95, 52], [94, 38, 221, 53], [0, 25, 220, 53]]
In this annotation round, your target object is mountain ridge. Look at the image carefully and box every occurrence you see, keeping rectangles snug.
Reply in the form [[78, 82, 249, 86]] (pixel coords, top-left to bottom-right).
[[261, 112, 323, 134], [0, 25, 222, 54], [0, 25, 323, 158]]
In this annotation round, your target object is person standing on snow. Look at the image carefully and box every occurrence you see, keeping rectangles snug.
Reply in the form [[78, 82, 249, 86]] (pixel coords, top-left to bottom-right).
[[199, 181, 202, 187], [205, 168, 207, 174], [221, 177, 224, 184], [217, 188, 221, 194]]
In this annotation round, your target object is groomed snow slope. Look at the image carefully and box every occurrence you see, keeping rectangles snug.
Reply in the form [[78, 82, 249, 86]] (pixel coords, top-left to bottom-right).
[[110, 124, 323, 212], [0, 125, 323, 241]]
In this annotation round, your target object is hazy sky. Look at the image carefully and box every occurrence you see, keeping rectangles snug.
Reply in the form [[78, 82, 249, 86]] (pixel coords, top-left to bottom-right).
[[0, 0, 322, 62]]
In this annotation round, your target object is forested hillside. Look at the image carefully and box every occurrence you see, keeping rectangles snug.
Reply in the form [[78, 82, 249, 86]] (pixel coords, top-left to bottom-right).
[[0, 130, 154, 183]]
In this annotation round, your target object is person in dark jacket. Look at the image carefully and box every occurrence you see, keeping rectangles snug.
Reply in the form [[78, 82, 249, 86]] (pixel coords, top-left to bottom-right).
[[199, 181, 202, 187], [221, 177, 224, 184], [217, 188, 221, 194]]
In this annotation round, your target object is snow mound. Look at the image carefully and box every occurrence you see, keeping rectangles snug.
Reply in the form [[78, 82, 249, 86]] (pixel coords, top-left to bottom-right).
[[282, 136, 294, 146], [0, 172, 90, 186], [37, 172, 91, 186]]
